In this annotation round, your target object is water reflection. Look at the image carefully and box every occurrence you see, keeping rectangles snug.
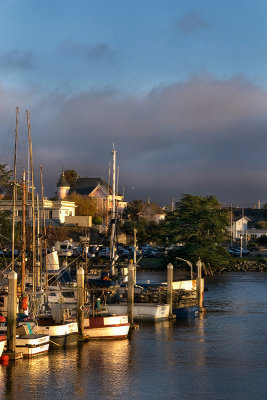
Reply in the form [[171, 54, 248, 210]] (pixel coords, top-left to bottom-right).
[[1, 273, 267, 400]]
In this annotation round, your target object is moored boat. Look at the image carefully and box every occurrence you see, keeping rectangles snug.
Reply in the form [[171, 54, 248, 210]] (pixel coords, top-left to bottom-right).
[[106, 303, 170, 321], [4, 334, 50, 358], [0, 335, 6, 357], [84, 314, 130, 339], [36, 315, 79, 346]]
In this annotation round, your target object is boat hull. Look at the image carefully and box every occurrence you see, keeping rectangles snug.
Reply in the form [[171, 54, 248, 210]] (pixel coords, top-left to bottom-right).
[[106, 303, 170, 321], [172, 306, 199, 320], [84, 315, 130, 339], [37, 322, 79, 346], [0, 336, 6, 357], [13, 334, 50, 358]]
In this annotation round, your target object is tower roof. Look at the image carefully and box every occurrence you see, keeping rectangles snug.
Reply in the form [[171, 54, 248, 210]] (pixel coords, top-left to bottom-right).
[[57, 172, 70, 188]]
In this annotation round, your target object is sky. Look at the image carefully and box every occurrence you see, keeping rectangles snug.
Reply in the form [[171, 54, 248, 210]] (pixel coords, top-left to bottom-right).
[[1, 0, 267, 206]]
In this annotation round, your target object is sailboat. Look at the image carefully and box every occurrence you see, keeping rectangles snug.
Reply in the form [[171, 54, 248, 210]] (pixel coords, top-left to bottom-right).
[[82, 146, 130, 338]]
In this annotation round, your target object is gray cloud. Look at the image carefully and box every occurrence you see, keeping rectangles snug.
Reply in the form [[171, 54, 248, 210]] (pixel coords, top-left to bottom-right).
[[58, 40, 114, 62], [176, 11, 211, 33], [0, 50, 34, 71], [1, 75, 267, 206]]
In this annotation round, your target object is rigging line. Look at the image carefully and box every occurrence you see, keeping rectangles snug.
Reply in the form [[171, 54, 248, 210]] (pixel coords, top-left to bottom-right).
[[0, 253, 22, 276], [47, 254, 83, 283], [0, 242, 8, 269]]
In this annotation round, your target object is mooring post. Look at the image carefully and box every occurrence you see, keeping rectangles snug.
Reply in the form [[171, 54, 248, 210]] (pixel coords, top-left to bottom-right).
[[167, 263, 173, 317], [77, 267, 85, 340], [196, 258, 203, 309], [133, 228, 137, 284], [127, 262, 135, 326], [7, 271, 17, 353]]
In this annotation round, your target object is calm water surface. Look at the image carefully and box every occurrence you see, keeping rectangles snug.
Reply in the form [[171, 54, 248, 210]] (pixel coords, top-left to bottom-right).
[[1, 272, 267, 400]]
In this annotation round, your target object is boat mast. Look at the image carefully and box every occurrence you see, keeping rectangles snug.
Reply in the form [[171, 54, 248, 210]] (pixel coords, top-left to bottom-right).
[[110, 145, 117, 276], [11, 106, 19, 272], [37, 194, 41, 289], [40, 165, 48, 289], [21, 169, 26, 295], [106, 162, 111, 234], [26, 110, 36, 296]]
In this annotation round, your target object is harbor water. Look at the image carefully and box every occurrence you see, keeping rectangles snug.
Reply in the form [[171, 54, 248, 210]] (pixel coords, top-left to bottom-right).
[[1, 272, 267, 400]]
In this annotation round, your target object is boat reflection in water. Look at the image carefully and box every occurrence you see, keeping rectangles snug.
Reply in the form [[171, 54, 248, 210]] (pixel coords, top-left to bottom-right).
[[0, 338, 132, 400]]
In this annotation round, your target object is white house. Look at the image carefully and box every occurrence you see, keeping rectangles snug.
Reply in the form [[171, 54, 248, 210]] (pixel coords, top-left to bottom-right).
[[231, 216, 250, 239], [0, 198, 76, 225]]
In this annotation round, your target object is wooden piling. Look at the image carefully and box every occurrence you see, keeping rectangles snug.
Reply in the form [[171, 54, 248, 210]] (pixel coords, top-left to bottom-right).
[[77, 267, 85, 340], [127, 263, 135, 326], [7, 271, 17, 353], [196, 258, 204, 310], [7, 271, 22, 359], [167, 263, 173, 317]]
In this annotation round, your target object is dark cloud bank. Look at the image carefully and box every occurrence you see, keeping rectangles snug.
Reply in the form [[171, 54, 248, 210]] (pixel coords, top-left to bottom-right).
[[1, 75, 267, 206]]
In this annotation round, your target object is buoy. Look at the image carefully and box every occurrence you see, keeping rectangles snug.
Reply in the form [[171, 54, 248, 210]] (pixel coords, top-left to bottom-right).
[[0, 355, 9, 362]]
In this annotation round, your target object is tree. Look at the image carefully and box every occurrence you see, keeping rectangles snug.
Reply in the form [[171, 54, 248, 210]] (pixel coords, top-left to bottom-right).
[[92, 215, 102, 225], [158, 194, 230, 267], [0, 163, 13, 186], [176, 194, 229, 246], [0, 211, 12, 241], [64, 169, 79, 186], [125, 200, 145, 221], [66, 192, 97, 216]]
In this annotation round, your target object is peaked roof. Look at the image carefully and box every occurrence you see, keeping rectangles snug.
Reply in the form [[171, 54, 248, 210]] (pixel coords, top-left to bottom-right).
[[57, 172, 70, 188], [68, 177, 111, 196]]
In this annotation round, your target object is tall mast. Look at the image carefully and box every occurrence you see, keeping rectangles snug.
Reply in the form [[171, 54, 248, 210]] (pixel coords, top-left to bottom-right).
[[37, 194, 41, 288], [40, 165, 48, 289], [11, 106, 19, 272], [106, 162, 111, 233], [21, 170, 26, 295], [26, 110, 36, 295], [110, 145, 116, 276]]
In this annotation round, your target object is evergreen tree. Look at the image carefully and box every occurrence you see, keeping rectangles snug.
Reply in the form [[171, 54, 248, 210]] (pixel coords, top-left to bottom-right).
[[159, 194, 230, 267]]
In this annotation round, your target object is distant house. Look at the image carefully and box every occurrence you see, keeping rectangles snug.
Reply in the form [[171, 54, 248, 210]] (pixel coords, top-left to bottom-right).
[[57, 173, 127, 215], [0, 198, 76, 225], [231, 216, 250, 239], [230, 208, 267, 240]]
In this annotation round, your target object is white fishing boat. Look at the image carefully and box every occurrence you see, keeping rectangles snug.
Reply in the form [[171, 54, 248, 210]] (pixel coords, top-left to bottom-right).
[[106, 303, 170, 321], [36, 315, 78, 346], [84, 314, 130, 339], [3, 334, 50, 358]]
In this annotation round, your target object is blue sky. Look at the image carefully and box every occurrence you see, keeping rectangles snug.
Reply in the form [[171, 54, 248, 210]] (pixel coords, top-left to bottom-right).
[[1, 0, 267, 205]]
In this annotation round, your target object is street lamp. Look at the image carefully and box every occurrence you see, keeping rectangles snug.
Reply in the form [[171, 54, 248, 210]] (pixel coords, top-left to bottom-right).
[[176, 257, 193, 280]]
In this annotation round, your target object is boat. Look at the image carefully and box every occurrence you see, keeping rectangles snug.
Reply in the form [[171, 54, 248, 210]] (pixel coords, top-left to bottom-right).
[[0, 335, 6, 357], [83, 314, 130, 339], [106, 303, 170, 321], [171, 278, 204, 320], [13, 334, 50, 357], [36, 315, 78, 347]]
